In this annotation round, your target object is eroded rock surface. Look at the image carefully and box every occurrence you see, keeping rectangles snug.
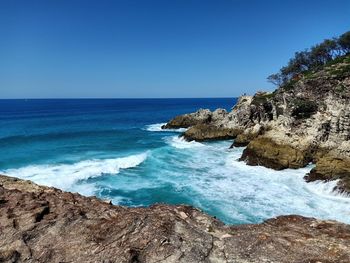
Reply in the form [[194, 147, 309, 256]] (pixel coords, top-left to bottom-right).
[[1, 175, 350, 263]]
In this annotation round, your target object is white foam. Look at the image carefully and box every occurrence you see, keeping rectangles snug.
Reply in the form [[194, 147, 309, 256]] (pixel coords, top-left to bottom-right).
[[306, 179, 350, 199], [4, 135, 350, 225], [145, 123, 187, 132], [165, 135, 205, 149], [151, 141, 350, 224], [2, 152, 148, 193]]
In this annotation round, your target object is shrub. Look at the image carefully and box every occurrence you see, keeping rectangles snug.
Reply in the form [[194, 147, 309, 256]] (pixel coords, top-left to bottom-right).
[[291, 99, 318, 119]]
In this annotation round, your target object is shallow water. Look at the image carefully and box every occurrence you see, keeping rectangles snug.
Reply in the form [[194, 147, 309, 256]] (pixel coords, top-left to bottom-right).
[[1, 98, 349, 224]]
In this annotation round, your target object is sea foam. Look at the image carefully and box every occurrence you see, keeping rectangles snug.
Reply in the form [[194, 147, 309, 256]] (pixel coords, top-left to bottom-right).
[[2, 152, 148, 194], [165, 135, 204, 149], [158, 140, 350, 224], [145, 123, 187, 132], [3, 134, 350, 225]]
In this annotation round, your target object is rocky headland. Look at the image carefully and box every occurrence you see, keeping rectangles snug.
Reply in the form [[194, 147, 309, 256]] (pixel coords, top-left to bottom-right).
[[1, 174, 350, 263], [163, 55, 350, 193]]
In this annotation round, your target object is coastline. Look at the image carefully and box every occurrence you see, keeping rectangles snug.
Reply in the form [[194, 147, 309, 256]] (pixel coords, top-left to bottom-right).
[[3, 124, 350, 226]]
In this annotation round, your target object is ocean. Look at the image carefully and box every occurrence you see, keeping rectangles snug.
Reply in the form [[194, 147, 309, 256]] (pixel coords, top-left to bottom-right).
[[0, 98, 349, 225]]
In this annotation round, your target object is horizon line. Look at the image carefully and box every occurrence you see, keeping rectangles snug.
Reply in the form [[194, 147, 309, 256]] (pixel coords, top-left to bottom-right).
[[0, 96, 240, 100]]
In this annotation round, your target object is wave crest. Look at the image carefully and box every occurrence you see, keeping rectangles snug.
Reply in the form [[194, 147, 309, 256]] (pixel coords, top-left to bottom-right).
[[2, 152, 148, 191]]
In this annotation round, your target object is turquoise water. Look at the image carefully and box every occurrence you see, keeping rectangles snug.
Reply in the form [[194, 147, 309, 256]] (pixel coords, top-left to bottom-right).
[[1, 98, 349, 224]]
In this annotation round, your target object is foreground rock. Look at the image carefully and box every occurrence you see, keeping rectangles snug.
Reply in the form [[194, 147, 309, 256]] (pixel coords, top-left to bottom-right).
[[163, 55, 350, 192], [1, 175, 350, 263]]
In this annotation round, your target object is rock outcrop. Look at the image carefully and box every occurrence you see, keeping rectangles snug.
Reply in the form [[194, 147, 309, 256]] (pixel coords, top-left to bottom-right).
[[162, 108, 243, 141], [163, 55, 350, 192], [305, 142, 350, 193], [161, 109, 213, 129], [239, 137, 312, 170], [1, 174, 350, 263], [183, 124, 241, 141]]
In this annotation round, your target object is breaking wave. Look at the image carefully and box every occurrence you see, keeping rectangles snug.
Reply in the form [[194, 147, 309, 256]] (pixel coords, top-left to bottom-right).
[[2, 152, 148, 194]]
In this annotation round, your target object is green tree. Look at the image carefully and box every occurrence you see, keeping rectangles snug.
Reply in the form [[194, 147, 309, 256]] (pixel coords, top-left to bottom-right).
[[338, 31, 350, 54], [267, 73, 283, 86], [267, 30, 350, 87]]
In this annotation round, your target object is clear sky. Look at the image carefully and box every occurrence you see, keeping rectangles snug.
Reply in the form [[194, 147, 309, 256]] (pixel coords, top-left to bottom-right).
[[1, 0, 349, 98]]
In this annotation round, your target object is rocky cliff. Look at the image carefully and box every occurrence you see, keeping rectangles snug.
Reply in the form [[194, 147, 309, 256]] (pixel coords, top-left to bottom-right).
[[163, 55, 350, 193], [1, 174, 350, 263]]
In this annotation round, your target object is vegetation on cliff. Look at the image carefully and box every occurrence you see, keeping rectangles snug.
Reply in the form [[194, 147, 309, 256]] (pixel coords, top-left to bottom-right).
[[291, 98, 318, 119], [268, 31, 350, 86]]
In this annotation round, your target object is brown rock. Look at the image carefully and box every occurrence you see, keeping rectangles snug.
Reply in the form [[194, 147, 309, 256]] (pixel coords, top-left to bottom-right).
[[240, 137, 312, 170], [231, 126, 264, 147], [183, 124, 241, 141], [305, 153, 350, 193], [1, 175, 350, 263], [231, 133, 253, 147]]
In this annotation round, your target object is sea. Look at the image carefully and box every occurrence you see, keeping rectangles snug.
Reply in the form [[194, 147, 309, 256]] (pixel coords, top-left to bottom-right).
[[0, 98, 349, 225]]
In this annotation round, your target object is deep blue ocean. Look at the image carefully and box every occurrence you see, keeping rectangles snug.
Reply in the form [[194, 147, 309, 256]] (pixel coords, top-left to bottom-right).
[[0, 98, 349, 225]]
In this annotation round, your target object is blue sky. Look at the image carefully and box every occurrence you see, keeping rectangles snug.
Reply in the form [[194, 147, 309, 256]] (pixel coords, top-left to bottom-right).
[[1, 0, 349, 98]]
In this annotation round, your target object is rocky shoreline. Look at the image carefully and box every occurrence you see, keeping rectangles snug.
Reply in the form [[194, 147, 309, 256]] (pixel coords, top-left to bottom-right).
[[1, 174, 350, 263], [163, 54, 350, 194]]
